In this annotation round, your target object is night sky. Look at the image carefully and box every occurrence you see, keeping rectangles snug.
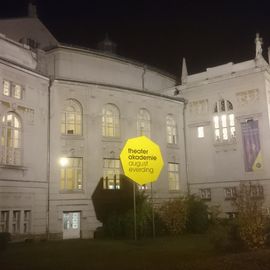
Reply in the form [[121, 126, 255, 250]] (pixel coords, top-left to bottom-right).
[[1, 0, 270, 77]]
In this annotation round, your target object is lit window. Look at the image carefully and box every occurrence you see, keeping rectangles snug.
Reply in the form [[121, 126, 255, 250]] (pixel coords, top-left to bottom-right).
[[60, 157, 83, 191], [0, 211, 9, 232], [14, 84, 22, 99], [213, 99, 235, 142], [138, 184, 149, 190], [137, 108, 151, 137], [103, 158, 120, 189], [61, 99, 82, 135], [102, 104, 120, 137], [0, 112, 22, 165], [168, 162, 179, 191], [224, 187, 237, 200], [197, 126, 204, 138], [3, 80, 11, 96], [2, 80, 23, 99], [200, 188, 211, 200], [166, 115, 177, 144]]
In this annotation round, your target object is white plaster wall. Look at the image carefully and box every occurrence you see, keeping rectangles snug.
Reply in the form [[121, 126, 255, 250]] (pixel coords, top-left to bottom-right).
[[48, 80, 186, 236], [46, 48, 176, 93]]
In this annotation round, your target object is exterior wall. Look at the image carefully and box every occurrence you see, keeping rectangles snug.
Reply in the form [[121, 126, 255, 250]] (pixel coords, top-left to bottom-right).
[[0, 37, 49, 239], [0, 18, 58, 49], [45, 48, 176, 93], [180, 61, 270, 215], [48, 79, 186, 237]]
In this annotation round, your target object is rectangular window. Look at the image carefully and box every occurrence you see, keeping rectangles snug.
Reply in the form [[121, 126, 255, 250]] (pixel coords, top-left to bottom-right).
[[12, 210, 20, 233], [213, 116, 219, 129], [2, 80, 23, 99], [103, 158, 120, 189], [250, 185, 264, 198], [138, 184, 150, 190], [221, 115, 227, 127], [200, 188, 211, 200], [168, 162, 180, 191], [229, 114, 235, 126], [222, 127, 228, 140], [3, 80, 11, 96], [215, 129, 220, 141], [0, 211, 9, 232], [13, 84, 22, 99], [197, 126, 204, 138], [23, 210, 31, 233], [60, 157, 83, 191], [224, 187, 236, 200]]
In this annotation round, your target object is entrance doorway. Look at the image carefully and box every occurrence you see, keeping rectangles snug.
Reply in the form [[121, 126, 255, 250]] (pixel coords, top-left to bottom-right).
[[63, 212, 80, 239]]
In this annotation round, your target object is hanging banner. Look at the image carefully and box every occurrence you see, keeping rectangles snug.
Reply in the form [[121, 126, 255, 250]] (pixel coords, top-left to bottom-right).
[[241, 120, 263, 172]]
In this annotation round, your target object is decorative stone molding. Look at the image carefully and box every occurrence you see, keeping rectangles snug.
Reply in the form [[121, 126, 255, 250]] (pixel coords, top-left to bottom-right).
[[236, 89, 259, 106]]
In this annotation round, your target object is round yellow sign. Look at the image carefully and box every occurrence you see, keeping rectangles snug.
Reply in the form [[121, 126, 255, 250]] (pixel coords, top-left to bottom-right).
[[120, 136, 164, 185]]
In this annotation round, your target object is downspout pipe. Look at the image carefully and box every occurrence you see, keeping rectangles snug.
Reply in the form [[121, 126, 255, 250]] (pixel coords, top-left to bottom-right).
[[46, 78, 52, 239], [183, 100, 190, 195]]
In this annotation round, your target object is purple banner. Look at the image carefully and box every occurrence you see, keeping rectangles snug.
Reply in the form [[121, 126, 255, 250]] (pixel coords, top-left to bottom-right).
[[241, 120, 262, 172]]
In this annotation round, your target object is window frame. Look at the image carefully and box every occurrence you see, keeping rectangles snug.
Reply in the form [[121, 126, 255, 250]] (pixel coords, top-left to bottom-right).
[[224, 187, 237, 200], [168, 162, 180, 191], [200, 188, 211, 200], [213, 99, 235, 143], [2, 80, 23, 100], [137, 108, 151, 137], [102, 104, 120, 138], [60, 157, 83, 192], [166, 115, 178, 145], [0, 111, 23, 166], [61, 99, 83, 136], [103, 158, 121, 189]]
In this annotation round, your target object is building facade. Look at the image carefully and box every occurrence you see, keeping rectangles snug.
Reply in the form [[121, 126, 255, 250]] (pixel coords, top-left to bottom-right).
[[1, 6, 270, 239], [0, 9, 186, 240]]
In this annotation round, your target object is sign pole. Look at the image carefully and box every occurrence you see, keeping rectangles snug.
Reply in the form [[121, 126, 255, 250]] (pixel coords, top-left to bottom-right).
[[133, 182, 137, 241], [151, 182, 155, 238]]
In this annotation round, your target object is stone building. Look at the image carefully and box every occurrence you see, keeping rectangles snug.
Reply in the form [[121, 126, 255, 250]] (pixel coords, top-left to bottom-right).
[[0, 5, 186, 239], [1, 4, 270, 240]]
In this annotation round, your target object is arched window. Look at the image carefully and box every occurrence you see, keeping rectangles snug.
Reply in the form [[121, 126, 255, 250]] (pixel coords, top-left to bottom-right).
[[166, 115, 177, 144], [213, 99, 235, 142], [137, 108, 151, 137], [1, 112, 22, 165], [61, 99, 82, 135], [102, 104, 120, 137]]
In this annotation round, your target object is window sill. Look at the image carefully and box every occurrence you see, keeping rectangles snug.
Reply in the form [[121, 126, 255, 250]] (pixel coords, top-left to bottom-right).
[[213, 138, 236, 147], [0, 164, 27, 170], [61, 135, 84, 140], [167, 143, 179, 149], [169, 189, 180, 193], [59, 190, 84, 194], [102, 136, 122, 143]]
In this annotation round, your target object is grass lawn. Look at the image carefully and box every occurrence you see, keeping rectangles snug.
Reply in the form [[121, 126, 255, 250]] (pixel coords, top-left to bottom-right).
[[1, 234, 270, 270]]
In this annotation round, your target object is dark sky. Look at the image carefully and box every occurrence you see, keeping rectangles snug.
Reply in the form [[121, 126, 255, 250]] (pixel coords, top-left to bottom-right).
[[1, 0, 270, 77]]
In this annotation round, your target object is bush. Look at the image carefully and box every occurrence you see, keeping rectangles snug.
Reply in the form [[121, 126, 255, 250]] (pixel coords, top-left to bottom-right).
[[103, 192, 153, 239], [0, 232, 11, 252], [208, 218, 245, 253], [185, 195, 209, 233], [232, 183, 266, 249], [158, 198, 187, 235]]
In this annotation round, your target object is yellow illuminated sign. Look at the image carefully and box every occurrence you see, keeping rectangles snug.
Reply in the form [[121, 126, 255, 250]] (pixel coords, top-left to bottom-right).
[[120, 136, 164, 185]]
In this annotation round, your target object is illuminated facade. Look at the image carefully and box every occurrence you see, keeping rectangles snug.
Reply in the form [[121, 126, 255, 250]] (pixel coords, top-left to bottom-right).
[[0, 7, 186, 240], [1, 5, 270, 240]]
